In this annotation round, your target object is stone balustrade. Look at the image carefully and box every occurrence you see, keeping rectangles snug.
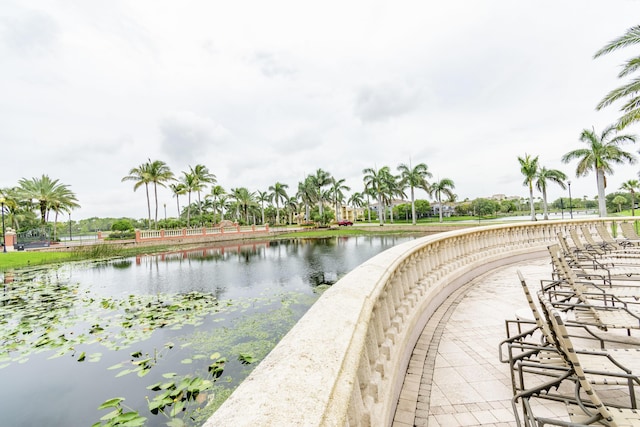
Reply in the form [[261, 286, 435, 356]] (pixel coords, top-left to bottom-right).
[[203, 217, 637, 427], [135, 224, 269, 242]]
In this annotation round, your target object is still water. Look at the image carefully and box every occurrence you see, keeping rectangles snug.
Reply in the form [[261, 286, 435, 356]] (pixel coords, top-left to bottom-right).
[[0, 235, 416, 427]]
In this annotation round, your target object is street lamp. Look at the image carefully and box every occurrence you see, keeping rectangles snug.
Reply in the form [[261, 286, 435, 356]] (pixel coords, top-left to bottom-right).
[[69, 212, 72, 241], [1, 198, 6, 253], [568, 180, 573, 219]]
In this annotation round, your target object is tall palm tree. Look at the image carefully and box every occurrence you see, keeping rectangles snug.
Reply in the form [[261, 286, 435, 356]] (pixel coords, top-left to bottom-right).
[[207, 185, 226, 224], [594, 26, 640, 129], [268, 182, 289, 225], [429, 178, 455, 223], [397, 162, 432, 225], [297, 176, 315, 223], [189, 164, 216, 222], [18, 175, 79, 225], [169, 182, 186, 219], [147, 159, 174, 228], [347, 191, 365, 222], [329, 177, 350, 221], [363, 166, 390, 225], [255, 190, 269, 225], [620, 179, 640, 216], [284, 196, 299, 225], [562, 126, 637, 217], [122, 163, 152, 228], [363, 186, 375, 223], [310, 169, 332, 217], [180, 171, 198, 227], [518, 154, 540, 221], [380, 168, 404, 223], [535, 167, 567, 220]]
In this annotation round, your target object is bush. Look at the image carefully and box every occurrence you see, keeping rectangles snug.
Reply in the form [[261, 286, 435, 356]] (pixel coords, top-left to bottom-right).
[[106, 230, 136, 240], [111, 219, 134, 232]]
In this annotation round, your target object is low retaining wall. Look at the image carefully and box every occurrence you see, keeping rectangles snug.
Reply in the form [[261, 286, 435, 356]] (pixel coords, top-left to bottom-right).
[[204, 217, 635, 426]]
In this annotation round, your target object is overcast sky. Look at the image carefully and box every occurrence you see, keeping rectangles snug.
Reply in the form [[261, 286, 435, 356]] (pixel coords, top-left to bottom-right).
[[2, 1, 640, 220]]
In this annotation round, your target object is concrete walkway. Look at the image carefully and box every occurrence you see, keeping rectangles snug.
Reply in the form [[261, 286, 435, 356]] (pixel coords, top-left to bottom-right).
[[392, 257, 553, 427]]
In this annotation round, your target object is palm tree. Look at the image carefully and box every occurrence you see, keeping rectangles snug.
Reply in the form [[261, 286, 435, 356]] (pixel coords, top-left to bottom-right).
[[518, 154, 540, 221], [347, 191, 365, 222], [363, 166, 391, 225], [329, 177, 350, 221], [0, 187, 20, 229], [535, 167, 567, 220], [397, 162, 432, 225], [189, 164, 216, 222], [363, 186, 376, 222], [310, 169, 332, 217], [180, 171, 198, 227], [620, 179, 640, 216], [230, 187, 256, 223], [169, 183, 186, 219], [284, 196, 299, 225], [18, 175, 79, 225], [429, 178, 455, 223], [612, 195, 628, 212], [297, 176, 315, 223], [122, 163, 152, 228], [147, 159, 174, 228], [594, 26, 640, 129], [562, 126, 637, 217], [255, 190, 269, 225], [380, 168, 404, 223], [207, 185, 226, 224], [268, 182, 289, 225]]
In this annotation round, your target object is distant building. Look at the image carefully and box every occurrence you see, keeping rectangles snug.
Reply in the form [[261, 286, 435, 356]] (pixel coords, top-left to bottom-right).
[[432, 203, 455, 217]]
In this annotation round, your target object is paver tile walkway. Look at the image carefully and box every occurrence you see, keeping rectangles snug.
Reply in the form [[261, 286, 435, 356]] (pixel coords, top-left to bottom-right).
[[393, 255, 640, 426], [392, 257, 556, 427]]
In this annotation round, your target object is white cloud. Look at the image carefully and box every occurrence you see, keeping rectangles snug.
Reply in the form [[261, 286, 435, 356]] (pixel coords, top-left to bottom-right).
[[159, 112, 231, 163], [2, 0, 640, 219]]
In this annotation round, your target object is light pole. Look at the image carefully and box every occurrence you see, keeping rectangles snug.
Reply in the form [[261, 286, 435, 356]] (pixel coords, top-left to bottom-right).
[[1, 198, 6, 253], [69, 212, 72, 241], [568, 180, 573, 219]]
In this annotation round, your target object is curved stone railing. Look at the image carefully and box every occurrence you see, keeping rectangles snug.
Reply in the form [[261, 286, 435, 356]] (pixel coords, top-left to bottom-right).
[[204, 217, 638, 427]]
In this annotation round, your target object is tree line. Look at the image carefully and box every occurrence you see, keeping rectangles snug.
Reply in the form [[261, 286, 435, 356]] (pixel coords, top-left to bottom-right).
[[119, 160, 456, 229]]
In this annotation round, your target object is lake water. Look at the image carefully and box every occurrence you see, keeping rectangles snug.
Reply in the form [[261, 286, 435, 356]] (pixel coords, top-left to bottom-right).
[[0, 235, 416, 427]]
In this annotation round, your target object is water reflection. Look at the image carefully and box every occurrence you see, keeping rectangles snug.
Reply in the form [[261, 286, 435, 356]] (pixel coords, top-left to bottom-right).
[[0, 235, 417, 427], [61, 236, 416, 300]]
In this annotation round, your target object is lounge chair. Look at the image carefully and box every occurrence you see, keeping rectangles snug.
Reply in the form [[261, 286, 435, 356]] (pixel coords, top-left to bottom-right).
[[596, 223, 638, 250], [510, 294, 640, 426], [541, 299, 640, 423], [549, 243, 640, 293], [620, 222, 640, 246]]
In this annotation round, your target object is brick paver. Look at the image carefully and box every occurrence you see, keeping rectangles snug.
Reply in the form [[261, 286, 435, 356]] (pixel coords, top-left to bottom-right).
[[393, 257, 553, 426]]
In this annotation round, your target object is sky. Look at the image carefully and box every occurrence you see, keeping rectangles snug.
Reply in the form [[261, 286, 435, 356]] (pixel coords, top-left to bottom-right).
[[2, 0, 640, 220]]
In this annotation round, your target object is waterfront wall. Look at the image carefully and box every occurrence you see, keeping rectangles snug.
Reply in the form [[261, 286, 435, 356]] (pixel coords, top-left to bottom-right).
[[203, 217, 634, 426], [134, 224, 269, 242]]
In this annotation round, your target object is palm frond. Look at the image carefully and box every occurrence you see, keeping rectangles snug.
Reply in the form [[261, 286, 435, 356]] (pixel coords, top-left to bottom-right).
[[619, 56, 640, 78], [617, 109, 640, 130], [596, 78, 640, 110], [594, 25, 640, 58]]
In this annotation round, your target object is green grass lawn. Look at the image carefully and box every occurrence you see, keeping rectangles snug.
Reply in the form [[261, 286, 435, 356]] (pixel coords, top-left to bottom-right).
[[0, 251, 75, 271]]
